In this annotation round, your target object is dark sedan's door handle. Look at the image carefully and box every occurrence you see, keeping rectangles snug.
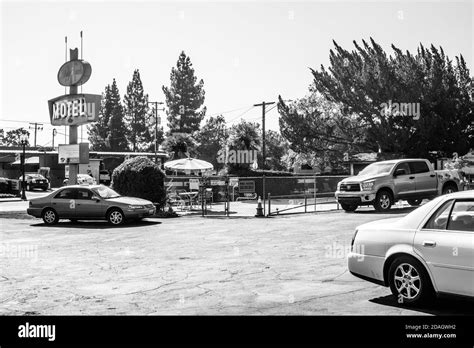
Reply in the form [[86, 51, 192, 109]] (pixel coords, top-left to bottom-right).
[[409, 176, 415, 179], [52, 202, 56, 205], [430, 174, 435, 177]]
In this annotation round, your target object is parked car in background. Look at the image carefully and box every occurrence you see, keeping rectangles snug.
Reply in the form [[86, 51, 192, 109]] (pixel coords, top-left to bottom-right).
[[63, 174, 97, 186], [335, 159, 466, 212], [27, 185, 156, 225], [348, 190, 474, 305], [99, 170, 111, 185], [18, 173, 49, 191]]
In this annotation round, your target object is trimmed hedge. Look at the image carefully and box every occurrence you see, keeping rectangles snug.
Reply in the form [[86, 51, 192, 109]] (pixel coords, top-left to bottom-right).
[[111, 156, 166, 209]]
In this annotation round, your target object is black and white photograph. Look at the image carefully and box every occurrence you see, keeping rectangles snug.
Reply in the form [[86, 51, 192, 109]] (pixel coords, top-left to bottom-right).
[[0, 0, 473, 346]]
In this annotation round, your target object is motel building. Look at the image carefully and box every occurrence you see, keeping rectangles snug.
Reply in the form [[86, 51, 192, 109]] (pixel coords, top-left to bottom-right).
[[0, 146, 168, 188]]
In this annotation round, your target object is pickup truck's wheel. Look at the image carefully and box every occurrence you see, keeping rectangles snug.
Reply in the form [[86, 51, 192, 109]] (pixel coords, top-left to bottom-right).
[[42, 208, 59, 225], [107, 208, 124, 225], [374, 190, 393, 212], [407, 199, 422, 206], [442, 183, 457, 195], [340, 203, 358, 212], [388, 255, 434, 305]]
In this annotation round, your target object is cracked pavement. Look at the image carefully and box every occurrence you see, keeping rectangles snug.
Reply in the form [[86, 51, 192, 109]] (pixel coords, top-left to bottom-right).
[[1, 210, 472, 315]]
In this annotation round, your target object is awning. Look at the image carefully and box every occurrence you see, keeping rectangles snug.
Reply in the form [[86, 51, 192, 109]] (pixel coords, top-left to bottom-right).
[[12, 156, 40, 165]]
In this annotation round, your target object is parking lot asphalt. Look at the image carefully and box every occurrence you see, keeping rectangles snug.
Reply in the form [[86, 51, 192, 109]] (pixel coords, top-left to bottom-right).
[[1, 209, 473, 315]]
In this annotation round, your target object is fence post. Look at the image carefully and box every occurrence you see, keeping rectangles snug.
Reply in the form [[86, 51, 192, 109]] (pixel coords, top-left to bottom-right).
[[267, 193, 271, 217], [314, 174, 317, 212], [304, 194, 307, 213], [201, 182, 205, 217]]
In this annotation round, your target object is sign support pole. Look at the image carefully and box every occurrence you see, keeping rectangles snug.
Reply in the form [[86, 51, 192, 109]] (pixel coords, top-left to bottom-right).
[[68, 48, 79, 185]]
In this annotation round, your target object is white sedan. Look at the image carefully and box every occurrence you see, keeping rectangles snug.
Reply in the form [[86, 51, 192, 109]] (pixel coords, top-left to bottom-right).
[[348, 190, 474, 305], [63, 174, 97, 186]]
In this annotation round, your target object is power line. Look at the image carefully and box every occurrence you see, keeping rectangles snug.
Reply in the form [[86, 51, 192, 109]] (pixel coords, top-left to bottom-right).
[[205, 105, 254, 119], [225, 105, 256, 124], [0, 119, 49, 124]]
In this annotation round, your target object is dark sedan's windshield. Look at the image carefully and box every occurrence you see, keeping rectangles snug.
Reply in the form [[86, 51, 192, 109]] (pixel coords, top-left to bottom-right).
[[358, 162, 395, 176], [93, 186, 121, 199], [26, 174, 45, 179]]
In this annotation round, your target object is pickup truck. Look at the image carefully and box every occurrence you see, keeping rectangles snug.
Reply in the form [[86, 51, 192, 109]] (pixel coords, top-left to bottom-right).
[[335, 158, 466, 212]]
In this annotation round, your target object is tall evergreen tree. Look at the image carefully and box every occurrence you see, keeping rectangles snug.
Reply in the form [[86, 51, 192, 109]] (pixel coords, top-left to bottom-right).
[[88, 89, 109, 151], [162, 51, 206, 133], [123, 69, 153, 152], [89, 80, 128, 151], [107, 79, 128, 151]]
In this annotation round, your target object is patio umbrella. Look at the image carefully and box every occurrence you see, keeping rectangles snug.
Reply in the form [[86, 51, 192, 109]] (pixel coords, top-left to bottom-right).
[[164, 157, 214, 174]]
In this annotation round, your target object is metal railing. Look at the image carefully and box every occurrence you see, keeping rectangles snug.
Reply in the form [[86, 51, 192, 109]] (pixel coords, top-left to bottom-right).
[[267, 191, 339, 216]]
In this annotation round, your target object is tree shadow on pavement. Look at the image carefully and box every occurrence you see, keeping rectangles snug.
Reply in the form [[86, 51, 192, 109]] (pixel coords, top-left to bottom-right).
[[370, 294, 474, 315], [29, 219, 162, 229]]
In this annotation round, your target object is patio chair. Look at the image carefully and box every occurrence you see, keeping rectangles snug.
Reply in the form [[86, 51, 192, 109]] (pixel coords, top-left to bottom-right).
[[167, 190, 186, 211]]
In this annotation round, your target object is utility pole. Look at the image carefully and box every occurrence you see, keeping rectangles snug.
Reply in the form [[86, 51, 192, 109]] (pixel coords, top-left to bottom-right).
[[147, 101, 164, 163], [52, 129, 57, 149], [29, 123, 43, 147], [254, 101, 275, 217]]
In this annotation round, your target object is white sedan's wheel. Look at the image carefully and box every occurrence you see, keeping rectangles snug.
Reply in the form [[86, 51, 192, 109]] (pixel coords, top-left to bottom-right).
[[108, 209, 124, 225], [394, 263, 421, 300], [388, 256, 434, 305]]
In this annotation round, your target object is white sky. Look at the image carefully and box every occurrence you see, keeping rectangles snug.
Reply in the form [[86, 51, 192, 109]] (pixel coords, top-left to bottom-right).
[[1, 0, 472, 148]]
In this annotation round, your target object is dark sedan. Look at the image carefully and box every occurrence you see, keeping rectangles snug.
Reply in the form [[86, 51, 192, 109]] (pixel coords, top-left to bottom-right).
[[18, 173, 49, 191], [27, 185, 156, 225]]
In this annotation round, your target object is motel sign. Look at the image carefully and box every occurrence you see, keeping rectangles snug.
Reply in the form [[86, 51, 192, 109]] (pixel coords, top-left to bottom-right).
[[48, 94, 101, 126]]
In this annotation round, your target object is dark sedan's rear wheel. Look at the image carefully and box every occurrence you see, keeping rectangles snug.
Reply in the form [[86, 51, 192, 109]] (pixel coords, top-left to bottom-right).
[[407, 199, 423, 206], [388, 255, 434, 305], [340, 203, 358, 212], [42, 208, 59, 225], [107, 208, 124, 225]]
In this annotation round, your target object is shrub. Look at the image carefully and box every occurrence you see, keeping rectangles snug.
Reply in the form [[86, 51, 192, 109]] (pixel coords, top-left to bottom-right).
[[111, 156, 166, 209]]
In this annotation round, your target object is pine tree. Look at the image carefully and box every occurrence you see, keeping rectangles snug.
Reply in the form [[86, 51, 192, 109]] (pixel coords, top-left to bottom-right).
[[162, 51, 206, 134], [88, 88, 110, 151], [123, 69, 153, 152], [107, 79, 129, 151]]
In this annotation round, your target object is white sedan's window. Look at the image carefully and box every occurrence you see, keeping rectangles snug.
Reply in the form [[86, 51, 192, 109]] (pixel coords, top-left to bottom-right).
[[447, 201, 474, 232], [423, 200, 454, 230]]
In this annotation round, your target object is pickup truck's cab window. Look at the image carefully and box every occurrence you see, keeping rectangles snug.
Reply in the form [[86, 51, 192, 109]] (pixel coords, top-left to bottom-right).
[[394, 162, 410, 176], [409, 161, 429, 174]]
